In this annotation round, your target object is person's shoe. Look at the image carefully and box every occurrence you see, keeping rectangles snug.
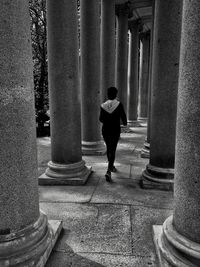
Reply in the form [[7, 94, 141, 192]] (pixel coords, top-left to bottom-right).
[[105, 170, 112, 182], [109, 166, 117, 173]]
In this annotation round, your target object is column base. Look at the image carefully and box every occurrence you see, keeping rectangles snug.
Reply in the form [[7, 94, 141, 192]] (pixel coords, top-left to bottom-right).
[[138, 117, 147, 127], [82, 140, 106, 155], [141, 147, 150, 158], [39, 160, 92, 185], [0, 212, 62, 267], [140, 164, 174, 190], [138, 116, 147, 121], [153, 216, 200, 267], [128, 120, 141, 127], [141, 141, 150, 158], [144, 141, 150, 148]]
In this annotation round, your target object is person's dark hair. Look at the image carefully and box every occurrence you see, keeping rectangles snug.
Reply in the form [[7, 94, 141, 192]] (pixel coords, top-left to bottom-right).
[[107, 87, 118, 100]]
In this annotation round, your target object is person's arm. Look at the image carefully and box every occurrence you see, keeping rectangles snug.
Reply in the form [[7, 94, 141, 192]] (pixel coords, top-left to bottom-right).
[[120, 103, 127, 126]]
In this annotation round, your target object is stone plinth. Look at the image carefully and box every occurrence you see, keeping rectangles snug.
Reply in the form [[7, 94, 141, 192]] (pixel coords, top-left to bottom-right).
[[39, 160, 92, 185], [142, 0, 182, 190], [39, 0, 91, 185], [0, 1, 61, 265]]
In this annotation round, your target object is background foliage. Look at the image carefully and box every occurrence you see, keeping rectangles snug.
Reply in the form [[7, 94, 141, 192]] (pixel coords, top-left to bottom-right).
[[29, 0, 80, 114], [29, 0, 48, 114]]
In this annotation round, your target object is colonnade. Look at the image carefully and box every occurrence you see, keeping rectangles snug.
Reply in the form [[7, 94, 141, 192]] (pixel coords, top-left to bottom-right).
[[1, 0, 200, 266], [39, 0, 149, 185]]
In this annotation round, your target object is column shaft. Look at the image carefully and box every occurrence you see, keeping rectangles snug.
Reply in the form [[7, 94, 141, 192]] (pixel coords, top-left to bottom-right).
[[40, 0, 91, 185], [174, 0, 200, 241], [141, 29, 154, 158], [142, 0, 182, 189], [115, 3, 129, 112], [0, 1, 61, 265], [157, 1, 200, 266], [138, 32, 150, 120], [128, 20, 140, 124], [141, 0, 155, 158], [146, 29, 154, 144], [81, 0, 105, 155], [101, 0, 116, 102]]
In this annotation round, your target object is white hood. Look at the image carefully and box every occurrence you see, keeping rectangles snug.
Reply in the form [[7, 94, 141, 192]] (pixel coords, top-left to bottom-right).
[[101, 99, 120, 114]]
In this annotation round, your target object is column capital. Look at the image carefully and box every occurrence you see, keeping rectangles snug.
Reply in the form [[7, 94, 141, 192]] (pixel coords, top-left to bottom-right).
[[128, 19, 143, 32], [115, 1, 130, 17]]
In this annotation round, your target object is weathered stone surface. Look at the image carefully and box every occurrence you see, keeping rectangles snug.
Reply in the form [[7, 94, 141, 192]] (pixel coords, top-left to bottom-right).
[[40, 203, 132, 255], [39, 175, 99, 203], [173, 0, 200, 243], [41, 0, 91, 184], [147, 0, 182, 175], [153, 226, 171, 267], [131, 207, 172, 257], [154, 2, 200, 266], [46, 251, 157, 267], [0, 0, 39, 232], [91, 177, 173, 209], [81, 0, 104, 155]]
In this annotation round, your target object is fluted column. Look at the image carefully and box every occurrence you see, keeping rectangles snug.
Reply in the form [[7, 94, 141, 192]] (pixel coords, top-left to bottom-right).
[[156, 1, 200, 265], [39, 0, 91, 185], [127, 19, 141, 126], [81, 0, 105, 155], [141, 0, 182, 189], [101, 0, 116, 102], [0, 1, 61, 265], [138, 31, 150, 121], [115, 2, 129, 112]]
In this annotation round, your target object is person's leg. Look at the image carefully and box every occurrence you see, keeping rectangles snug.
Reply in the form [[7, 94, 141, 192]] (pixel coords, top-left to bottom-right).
[[108, 135, 120, 172], [103, 135, 112, 182]]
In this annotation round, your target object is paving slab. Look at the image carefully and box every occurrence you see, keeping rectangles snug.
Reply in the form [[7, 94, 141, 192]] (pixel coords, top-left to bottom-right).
[[40, 202, 132, 255], [91, 176, 174, 209], [46, 251, 158, 267], [131, 206, 172, 258], [39, 172, 100, 203]]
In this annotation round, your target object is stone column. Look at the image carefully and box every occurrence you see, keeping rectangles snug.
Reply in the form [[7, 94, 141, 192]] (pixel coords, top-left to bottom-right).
[[141, 29, 153, 158], [101, 0, 116, 102], [141, 0, 155, 158], [127, 19, 141, 126], [0, 1, 61, 265], [115, 2, 129, 113], [138, 31, 150, 121], [39, 0, 91, 185], [155, 1, 200, 265], [80, 0, 105, 155], [141, 0, 182, 189]]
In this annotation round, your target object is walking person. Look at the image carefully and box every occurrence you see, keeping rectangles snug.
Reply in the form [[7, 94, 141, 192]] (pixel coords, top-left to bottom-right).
[[99, 87, 127, 182]]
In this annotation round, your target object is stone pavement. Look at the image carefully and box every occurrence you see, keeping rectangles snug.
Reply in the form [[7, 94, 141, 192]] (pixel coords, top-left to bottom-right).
[[37, 127, 174, 267]]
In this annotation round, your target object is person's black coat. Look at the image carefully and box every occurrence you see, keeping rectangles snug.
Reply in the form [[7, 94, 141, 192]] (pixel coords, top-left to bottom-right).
[[99, 102, 127, 137]]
